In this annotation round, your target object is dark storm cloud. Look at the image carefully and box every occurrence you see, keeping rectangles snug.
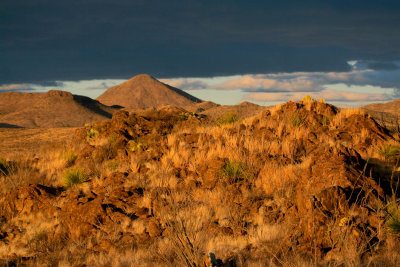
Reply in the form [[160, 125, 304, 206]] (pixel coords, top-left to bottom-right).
[[1, 0, 400, 84]]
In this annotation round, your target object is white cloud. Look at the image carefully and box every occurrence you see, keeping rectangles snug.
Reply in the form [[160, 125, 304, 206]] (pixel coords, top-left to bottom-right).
[[0, 83, 34, 91], [160, 78, 208, 90]]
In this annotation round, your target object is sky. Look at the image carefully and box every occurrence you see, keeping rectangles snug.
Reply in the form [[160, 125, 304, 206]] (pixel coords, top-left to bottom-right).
[[1, 0, 400, 106]]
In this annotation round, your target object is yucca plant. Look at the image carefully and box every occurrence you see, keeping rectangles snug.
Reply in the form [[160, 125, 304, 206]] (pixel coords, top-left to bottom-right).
[[86, 129, 99, 141], [377, 144, 400, 161], [386, 201, 400, 234], [221, 161, 245, 183], [62, 168, 87, 189]]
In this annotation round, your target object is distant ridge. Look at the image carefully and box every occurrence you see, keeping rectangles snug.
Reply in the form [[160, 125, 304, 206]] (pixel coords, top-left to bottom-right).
[[363, 99, 400, 116], [0, 90, 118, 128], [96, 74, 202, 109], [362, 99, 400, 129]]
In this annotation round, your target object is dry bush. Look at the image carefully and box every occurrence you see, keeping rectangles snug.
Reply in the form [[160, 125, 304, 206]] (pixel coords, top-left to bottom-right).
[[330, 108, 365, 128], [0, 159, 47, 193], [216, 112, 240, 126], [154, 189, 208, 266]]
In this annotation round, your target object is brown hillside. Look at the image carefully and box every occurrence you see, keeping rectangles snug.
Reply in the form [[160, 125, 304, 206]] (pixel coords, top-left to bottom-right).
[[362, 100, 400, 131], [0, 90, 118, 128], [363, 99, 400, 116], [96, 74, 202, 109], [200, 101, 267, 120], [184, 100, 220, 113]]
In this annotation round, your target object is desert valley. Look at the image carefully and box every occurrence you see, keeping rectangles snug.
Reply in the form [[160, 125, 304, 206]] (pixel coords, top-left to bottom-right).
[[0, 74, 399, 266]]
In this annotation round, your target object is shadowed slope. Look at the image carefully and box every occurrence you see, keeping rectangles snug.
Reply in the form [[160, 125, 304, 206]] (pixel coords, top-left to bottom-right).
[[0, 90, 118, 128], [96, 74, 202, 109]]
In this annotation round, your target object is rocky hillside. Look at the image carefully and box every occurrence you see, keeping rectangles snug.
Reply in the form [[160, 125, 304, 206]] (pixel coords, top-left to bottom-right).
[[0, 99, 399, 266], [0, 90, 118, 128], [363, 100, 400, 116], [363, 100, 400, 132], [96, 74, 202, 109]]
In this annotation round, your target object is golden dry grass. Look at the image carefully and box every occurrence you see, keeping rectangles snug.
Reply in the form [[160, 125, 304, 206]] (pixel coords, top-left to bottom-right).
[[1, 101, 400, 266]]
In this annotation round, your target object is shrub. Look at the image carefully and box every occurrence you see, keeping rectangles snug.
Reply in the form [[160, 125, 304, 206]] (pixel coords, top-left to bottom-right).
[[86, 129, 99, 141], [290, 113, 304, 127], [128, 140, 148, 152], [386, 201, 400, 234], [62, 152, 78, 167], [377, 144, 400, 161], [221, 161, 245, 183], [62, 168, 87, 189], [302, 95, 313, 102], [216, 112, 239, 126], [0, 158, 9, 176], [180, 112, 198, 120]]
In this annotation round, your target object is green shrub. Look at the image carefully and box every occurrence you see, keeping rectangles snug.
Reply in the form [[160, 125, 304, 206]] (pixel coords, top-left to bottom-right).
[[128, 140, 148, 152], [290, 113, 304, 127], [221, 161, 245, 183], [216, 112, 239, 126], [377, 144, 400, 161], [0, 158, 9, 176], [180, 112, 198, 120], [62, 152, 78, 167], [62, 169, 87, 189], [386, 201, 400, 234], [86, 129, 99, 141]]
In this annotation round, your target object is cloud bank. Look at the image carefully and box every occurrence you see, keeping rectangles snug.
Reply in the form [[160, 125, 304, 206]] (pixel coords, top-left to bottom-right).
[[245, 90, 391, 102], [1, 1, 400, 84], [160, 61, 400, 102], [1, 61, 399, 104]]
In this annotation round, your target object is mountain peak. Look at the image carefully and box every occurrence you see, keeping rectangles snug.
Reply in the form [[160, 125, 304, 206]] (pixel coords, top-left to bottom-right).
[[96, 74, 202, 109]]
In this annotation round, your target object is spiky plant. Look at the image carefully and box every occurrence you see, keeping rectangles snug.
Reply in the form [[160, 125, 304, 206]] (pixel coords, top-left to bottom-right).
[[62, 168, 87, 189], [377, 144, 400, 161], [386, 201, 400, 234]]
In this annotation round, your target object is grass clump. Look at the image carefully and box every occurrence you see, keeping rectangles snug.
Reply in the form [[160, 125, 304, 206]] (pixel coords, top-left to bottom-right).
[[221, 161, 245, 183], [108, 134, 118, 144], [317, 116, 330, 126], [62, 168, 87, 189], [107, 161, 119, 171], [216, 112, 239, 126], [86, 129, 99, 141], [386, 201, 400, 234], [290, 113, 304, 127], [377, 143, 400, 161], [62, 152, 78, 167]]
